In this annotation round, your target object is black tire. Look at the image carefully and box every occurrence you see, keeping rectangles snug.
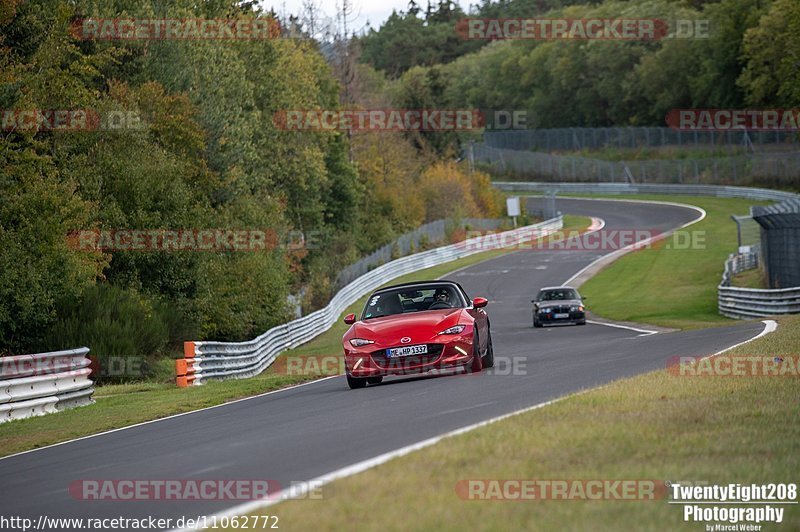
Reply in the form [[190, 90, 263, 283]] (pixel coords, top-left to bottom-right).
[[466, 331, 483, 374], [482, 332, 495, 368], [366, 376, 383, 385], [577, 319, 586, 325], [347, 373, 367, 389], [533, 317, 543, 328]]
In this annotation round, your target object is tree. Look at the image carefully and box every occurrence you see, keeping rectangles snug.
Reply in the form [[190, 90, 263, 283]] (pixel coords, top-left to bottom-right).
[[739, 0, 800, 106]]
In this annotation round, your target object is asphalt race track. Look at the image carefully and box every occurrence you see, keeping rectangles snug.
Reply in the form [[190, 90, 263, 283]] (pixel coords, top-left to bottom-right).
[[0, 198, 767, 530]]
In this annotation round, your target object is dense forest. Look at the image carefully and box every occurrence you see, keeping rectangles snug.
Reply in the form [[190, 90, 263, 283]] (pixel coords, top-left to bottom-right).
[[0, 0, 501, 378], [2, 0, 797, 379], [360, 0, 798, 127]]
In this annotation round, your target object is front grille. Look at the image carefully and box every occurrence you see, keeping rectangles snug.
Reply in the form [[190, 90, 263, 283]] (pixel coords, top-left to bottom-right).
[[541, 305, 571, 314], [371, 344, 444, 370]]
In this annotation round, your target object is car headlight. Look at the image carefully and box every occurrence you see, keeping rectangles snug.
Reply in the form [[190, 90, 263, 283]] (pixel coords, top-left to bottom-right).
[[438, 325, 466, 335], [539, 307, 551, 313], [349, 338, 375, 347], [570, 305, 584, 312]]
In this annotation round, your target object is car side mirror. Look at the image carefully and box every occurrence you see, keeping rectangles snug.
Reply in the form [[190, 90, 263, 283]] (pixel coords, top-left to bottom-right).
[[344, 313, 356, 325], [581, 296, 588, 301], [473, 297, 488, 308]]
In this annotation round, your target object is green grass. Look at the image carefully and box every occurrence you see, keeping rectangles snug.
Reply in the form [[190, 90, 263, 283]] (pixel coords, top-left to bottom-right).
[[0, 373, 324, 458], [0, 216, 590, 457], [732, 268, 768, 289], [564, 195, 771, 329], [261, 315, 799, 532]]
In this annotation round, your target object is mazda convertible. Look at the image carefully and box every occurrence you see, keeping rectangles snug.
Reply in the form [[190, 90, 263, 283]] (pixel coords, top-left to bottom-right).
[[341, 280, 494, 389]]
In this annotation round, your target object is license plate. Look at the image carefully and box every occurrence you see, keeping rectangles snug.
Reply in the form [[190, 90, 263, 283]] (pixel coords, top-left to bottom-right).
[[387, 344, 428, 357], [554, 313, 570, 319]]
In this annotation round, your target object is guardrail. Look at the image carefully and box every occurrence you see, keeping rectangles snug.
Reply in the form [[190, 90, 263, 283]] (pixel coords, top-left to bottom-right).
[[718, 251, 800, 319], [0, 348, 95, 423], [493, 181, 800, 320], [335, 217, 505, 289], [493, 181, 799, 202], [719, 284, 800, 319], [176, 216, 564, 386]]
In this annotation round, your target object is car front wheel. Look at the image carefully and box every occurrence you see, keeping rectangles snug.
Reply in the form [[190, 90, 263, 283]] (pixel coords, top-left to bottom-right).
[[467, 331, 483, 373], [482, 332, 495, 368]]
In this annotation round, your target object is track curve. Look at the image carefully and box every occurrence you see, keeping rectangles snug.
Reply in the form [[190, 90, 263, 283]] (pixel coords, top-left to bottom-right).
[[0, 198, 766, 530]]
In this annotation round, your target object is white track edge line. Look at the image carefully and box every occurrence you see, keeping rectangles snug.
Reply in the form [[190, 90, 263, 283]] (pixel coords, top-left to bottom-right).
[[707, 319, 777, 358], [0, 215, 590, 460], [562, 198, 706, 287], [178, 319, 777, 531], [0, 375, 340, 462], [0, 199, 706, 462], [173, 394, 573, 531], [585, 320, 658, 335]]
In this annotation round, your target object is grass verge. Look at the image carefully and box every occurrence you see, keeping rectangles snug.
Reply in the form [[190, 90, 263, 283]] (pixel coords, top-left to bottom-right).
[[263, 315, 799, 531], [0, 216, 590, 458], [732, 267, 768, 289], [562, 194, 770, 329]]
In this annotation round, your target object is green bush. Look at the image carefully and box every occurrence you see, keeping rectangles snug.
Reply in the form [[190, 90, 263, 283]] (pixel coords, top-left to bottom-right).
[[39, 284, 182, 384]]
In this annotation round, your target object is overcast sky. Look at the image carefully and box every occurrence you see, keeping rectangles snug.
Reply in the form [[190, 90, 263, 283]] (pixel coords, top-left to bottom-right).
[[262, 0, 468, 34]]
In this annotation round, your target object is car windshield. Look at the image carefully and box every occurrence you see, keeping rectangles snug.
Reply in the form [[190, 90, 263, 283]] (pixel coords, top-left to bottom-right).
[[537, 289, 579, 301], [362, 285, 466, 319]]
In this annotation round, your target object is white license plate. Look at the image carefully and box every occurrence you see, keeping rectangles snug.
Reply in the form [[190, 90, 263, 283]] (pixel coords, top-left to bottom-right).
[[387, 344, 428, 357], [553, 313, 570, 319]]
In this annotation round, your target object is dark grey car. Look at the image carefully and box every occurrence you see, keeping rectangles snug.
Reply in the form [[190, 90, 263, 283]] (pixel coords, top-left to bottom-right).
[[532, 286, 587, 327]]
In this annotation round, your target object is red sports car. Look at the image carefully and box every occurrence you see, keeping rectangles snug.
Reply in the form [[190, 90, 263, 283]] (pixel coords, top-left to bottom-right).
[[341, 280, 494, 389]]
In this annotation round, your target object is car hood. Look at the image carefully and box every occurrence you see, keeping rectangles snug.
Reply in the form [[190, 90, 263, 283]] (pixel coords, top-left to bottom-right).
[[536, 299, 583, 307], [355, 309, 465, 344]]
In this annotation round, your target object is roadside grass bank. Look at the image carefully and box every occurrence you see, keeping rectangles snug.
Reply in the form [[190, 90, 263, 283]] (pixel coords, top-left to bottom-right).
[[732, 267, 768, 289], [522, 194, 770, 329], [264, 315, 799, 531], [0, 216, 590, 458]]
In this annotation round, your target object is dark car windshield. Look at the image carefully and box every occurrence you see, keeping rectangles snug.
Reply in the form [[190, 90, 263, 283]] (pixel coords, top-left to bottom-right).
[[362, 284, 467, 320], [537, 289, 580, 301]]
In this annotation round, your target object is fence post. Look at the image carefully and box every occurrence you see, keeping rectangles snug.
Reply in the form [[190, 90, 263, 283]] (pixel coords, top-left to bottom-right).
[[468, 140, 475, 173]]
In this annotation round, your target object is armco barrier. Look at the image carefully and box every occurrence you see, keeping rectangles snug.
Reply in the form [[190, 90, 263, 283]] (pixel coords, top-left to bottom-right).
[[493, 181, 800, 202], [718, 251, 800, 319], [719, 285, 800, 319], [494, 181, 800, 320], [0, 348, 95, 423], [176, 216, 564, 386]]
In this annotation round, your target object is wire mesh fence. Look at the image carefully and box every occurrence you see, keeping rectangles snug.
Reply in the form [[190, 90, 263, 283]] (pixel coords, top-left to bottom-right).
[[483, 127, 799, 152], [470, 142, 800, 187], [731, 214, 761, 250]]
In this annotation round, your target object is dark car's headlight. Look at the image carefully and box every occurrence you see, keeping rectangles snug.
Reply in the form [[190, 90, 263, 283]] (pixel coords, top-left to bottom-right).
[[349, 338, 375, 347], [438, 325, 466, 335], [570, 305, 585, 312]]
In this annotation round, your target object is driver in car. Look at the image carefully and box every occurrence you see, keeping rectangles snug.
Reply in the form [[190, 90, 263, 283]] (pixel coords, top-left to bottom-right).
[[429, 287, 453, 309]]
